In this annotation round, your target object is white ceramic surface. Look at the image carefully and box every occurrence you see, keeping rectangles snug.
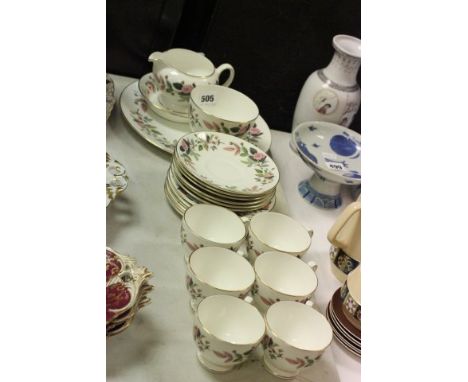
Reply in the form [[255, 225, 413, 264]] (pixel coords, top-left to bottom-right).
[[107, 74, 357, 382], [175, 132, 279, 195], [263, 301, 333, 379], [293, 121, 361, 209], [328, 201, 361, 262], [194, 295, 265, 372], [252, 251, 318, 312], [189, 85, 258, 137], [180, 204, 246, 262], [121, 81, 272, 153], [247, 211, 312, 261], [106, 153, 128, 207], [149, 49, 235, 113], [138, 73, 189, 122], [292, 35, 361, 133], [186, 247, 255, 309]]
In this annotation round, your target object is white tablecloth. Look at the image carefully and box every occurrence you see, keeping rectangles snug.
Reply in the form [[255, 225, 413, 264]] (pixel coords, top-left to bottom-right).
[[106, 74, 361, 382]]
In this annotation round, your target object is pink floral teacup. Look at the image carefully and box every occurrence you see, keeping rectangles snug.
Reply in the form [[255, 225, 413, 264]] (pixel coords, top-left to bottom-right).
[[193, 295, 265, 373], [181, 204, 246, 263], [252, 252, 318, 313], [263, 301, 333, 379], [189, 85, 259, 137]]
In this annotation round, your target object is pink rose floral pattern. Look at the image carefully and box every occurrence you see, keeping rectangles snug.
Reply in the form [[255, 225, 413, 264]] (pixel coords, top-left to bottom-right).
[[153, 73, 196, 102], [177, 132, 277, 192], [263, 335, 321, 369]]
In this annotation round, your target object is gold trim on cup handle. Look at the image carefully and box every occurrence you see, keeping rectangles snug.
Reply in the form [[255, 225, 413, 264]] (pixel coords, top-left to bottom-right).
[[215, 63, 235, 87], [307, 260, 318, 272]]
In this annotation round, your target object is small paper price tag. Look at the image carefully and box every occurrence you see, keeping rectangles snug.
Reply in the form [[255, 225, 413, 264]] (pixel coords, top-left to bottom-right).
[[326, 161, 345, 171], [200, 94, 216, 104]]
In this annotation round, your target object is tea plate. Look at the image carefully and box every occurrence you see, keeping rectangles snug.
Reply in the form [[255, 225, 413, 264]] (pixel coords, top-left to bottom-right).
[[168, 166, 275, 211], [175, 132, 279, 195], [120, 81, 272, 154]]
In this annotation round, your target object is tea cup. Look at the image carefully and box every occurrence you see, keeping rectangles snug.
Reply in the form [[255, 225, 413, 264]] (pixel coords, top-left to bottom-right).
[[189, 85, 259, 137], [181, 204, 246, 263], [193, 295, 265, 373], [262, 301, 333, 379], [252, 252, 318, 312], [340, 265, 361, 329], [247, 212, 313, 262], [186, 247, 255, 310]]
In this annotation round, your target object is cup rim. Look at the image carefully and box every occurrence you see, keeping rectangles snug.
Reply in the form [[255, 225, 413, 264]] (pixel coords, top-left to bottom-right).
[[197, 295, 266, 346], [183, 204, 247, 245], [254, 252, 318, 297], [188, 247, 255, 292], [265, 301, 333, 352], [249, 212, 311, 255], [190, 85, 259, 124]]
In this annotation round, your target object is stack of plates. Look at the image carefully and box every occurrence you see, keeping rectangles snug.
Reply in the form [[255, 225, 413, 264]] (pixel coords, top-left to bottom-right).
[[165, 131, 280, 217], [326, 288, 361, 357], [106, 248, 154, 337]]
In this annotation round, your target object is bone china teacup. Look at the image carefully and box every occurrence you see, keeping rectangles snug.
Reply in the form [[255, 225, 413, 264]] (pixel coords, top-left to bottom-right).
[[186, 247, 255, 310], [181, 204, 246, 263], [252, 252, 318, 313], [263, 301, 333, 379], [193, 295, 265, 373], [247, 212, 313, 262], [189, 85, 259, 137], [148, 49, 235, 114]]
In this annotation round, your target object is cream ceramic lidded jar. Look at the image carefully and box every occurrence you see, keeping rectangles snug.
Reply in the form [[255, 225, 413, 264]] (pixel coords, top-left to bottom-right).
[[148, 48, 235, 114], [292, 35, 361, 132]]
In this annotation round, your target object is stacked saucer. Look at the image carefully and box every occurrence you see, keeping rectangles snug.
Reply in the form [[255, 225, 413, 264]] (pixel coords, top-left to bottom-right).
[[165, 131, 279, 217], [106, 247, 154, 337], [326, 287, 361, 357]]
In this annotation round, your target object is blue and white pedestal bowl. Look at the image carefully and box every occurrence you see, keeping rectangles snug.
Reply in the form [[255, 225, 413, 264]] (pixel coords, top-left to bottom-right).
[[293, 121, 361, 209]]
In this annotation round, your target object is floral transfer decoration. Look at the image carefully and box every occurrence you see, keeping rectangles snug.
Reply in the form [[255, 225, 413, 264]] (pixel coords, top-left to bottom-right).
[[154, 73, 196, 103], [193, 326, 210, 351], [189, 104, 251, 136], [193, 326, 255, 363], [180, 225, 204, 252], [186, 275, 203, 300], [263, 335, 321, 369], [129, 93, 178, 150], [176, 132, 278, 193]]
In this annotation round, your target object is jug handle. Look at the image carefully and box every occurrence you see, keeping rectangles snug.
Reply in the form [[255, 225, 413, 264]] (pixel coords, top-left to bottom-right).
[[148, 52, 163, 63], [327, 201, 361, 247], [215, 63, 235, 87]]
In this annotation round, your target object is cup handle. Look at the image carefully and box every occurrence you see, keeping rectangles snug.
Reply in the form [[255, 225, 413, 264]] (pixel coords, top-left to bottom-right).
[[305, 300, 314, 308], [215, 63, 235, 87], [244, 295, 254, 304], [148, 51, 163, 62], [307, 260, 318, 272]]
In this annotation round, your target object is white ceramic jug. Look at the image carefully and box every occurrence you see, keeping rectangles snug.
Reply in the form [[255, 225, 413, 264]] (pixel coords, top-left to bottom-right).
[[148, 48, 235, 114], [292, 35, 361, 147]]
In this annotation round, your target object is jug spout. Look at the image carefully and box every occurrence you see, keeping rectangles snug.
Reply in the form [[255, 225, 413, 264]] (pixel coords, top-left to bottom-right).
[[148, 52, 164, 63]]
